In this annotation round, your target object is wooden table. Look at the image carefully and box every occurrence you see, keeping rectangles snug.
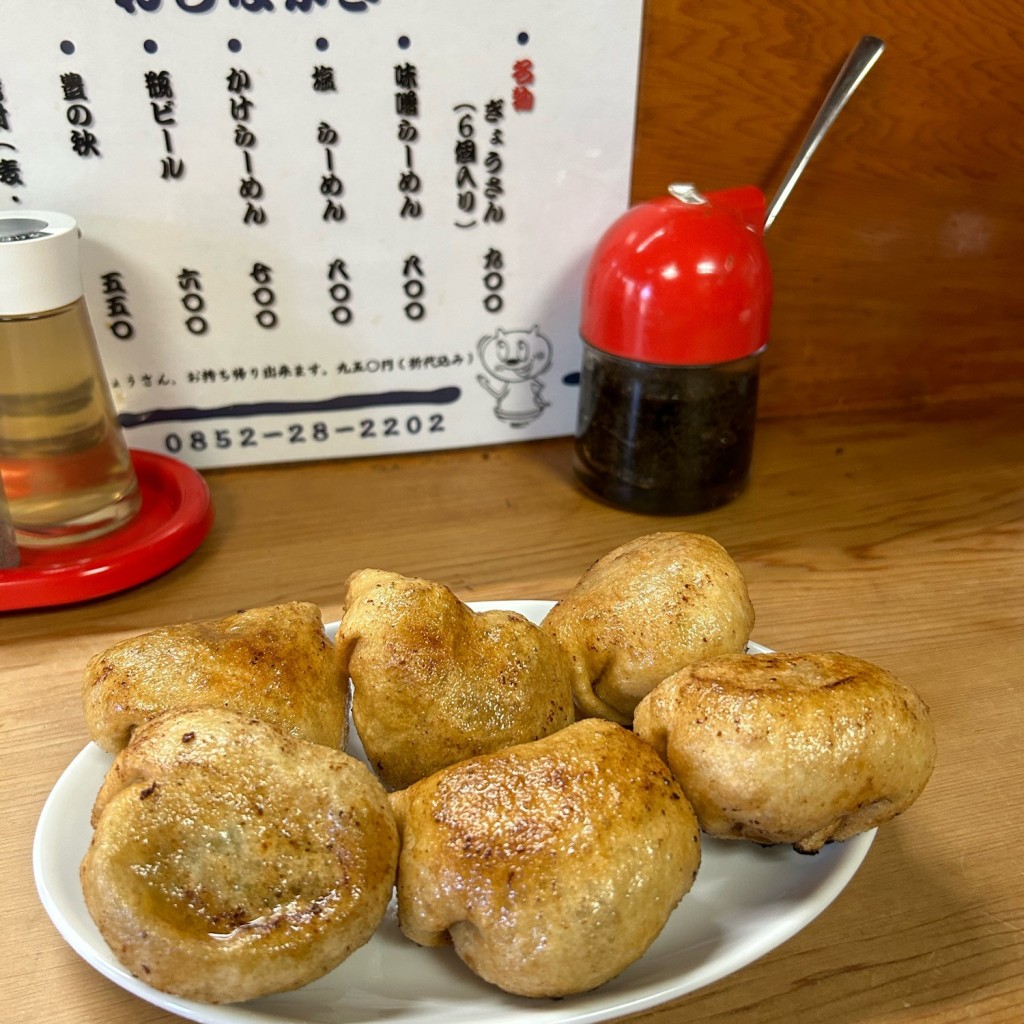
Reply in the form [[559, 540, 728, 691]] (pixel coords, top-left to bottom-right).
[[3, 402, 1022, 1024]]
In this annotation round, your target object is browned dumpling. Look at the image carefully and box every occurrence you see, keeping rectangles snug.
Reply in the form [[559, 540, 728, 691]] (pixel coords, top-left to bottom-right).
[[389, 719, 701, 998], [81, 707, 398, 1003], [82, 601, 348, 753], [336, 569, 575, 790], [542, 532, 754, 725], [633, 651, 937, 853]]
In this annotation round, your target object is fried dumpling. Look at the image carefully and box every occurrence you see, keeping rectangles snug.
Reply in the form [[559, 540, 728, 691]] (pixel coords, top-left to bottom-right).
[[336, 569, 575, 790], [389, 719, 701, 998], [82, 601, 348, 753], [81, 706, 398, 1003], [542, 532, 754, 725], [633, 651, 937, 853]]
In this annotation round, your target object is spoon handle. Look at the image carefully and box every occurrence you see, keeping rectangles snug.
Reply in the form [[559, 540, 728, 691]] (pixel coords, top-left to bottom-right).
[[764, 35, 885, 230]]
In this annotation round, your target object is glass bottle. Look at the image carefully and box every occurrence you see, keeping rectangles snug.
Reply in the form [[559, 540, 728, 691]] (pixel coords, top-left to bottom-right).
[[0, 211, 140, 546], [574, 184, 772, 515]]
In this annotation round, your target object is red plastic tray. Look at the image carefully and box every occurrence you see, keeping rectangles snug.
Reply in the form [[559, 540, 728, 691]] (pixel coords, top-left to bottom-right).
[[0, 450, 213, 612]]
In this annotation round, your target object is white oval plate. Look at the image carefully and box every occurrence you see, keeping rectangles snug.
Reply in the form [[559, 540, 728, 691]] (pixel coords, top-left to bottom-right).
[[34, 601, 874, 1024]]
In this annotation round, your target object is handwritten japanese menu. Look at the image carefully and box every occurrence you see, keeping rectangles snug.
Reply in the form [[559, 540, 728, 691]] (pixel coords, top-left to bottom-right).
[[0, 0, 643, 468]]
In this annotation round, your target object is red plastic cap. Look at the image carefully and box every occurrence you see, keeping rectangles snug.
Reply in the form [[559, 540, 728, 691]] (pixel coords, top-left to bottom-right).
[[580, 184, 772, 365]]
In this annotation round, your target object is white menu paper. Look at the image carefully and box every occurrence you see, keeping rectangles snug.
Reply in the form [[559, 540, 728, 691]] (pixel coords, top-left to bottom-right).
[[0, 0, 643, 468]]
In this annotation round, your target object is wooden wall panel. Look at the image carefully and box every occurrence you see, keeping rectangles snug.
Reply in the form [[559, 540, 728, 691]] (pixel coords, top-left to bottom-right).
[[631, 0, 1024, 417]]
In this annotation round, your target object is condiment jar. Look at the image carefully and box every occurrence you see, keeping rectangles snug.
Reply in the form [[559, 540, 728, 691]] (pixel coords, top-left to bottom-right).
[[0, 210, 141, 546], [573, 183, 772, 514]]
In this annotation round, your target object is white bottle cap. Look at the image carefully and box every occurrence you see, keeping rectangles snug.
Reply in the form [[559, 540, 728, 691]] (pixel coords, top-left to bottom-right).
[[0, 210, 84, 317]]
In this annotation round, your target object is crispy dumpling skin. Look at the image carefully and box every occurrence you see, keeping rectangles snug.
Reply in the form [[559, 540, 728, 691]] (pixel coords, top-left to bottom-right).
[[82, 601, 348, 753], [633, 651, 937, 853], [389, 719, 701, 998], [81, 707, 398, 1004], [336, 569, 575, 790], [542, 532, 754, 725]]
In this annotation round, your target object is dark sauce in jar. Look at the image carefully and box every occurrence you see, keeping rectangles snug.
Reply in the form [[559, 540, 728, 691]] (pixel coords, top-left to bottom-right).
[[573, 343, 762, 515]]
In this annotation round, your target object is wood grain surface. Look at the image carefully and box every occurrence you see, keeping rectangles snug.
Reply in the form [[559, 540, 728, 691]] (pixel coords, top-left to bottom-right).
[[632, 0, 1024, 417], [3, 402, 1022, 1023]]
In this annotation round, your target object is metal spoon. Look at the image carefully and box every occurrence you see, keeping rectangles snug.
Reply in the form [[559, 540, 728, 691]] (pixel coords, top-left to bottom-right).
[[764, 35, 885, 230]]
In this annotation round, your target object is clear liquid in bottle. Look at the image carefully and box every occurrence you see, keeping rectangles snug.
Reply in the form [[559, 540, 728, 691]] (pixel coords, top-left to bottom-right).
[[0, 298, 140, 547]]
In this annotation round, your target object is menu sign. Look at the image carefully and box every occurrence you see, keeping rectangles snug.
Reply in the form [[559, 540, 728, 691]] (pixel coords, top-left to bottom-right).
[[0, 0, 643, 468]]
